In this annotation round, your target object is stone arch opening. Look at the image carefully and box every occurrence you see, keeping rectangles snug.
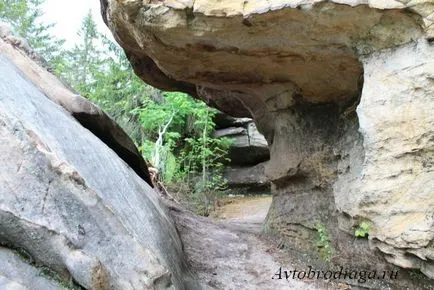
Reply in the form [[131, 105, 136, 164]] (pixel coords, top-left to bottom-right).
[[102, 0, 434, 279]]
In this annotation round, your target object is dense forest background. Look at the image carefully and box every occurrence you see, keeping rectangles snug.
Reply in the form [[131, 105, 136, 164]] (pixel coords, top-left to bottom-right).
[[0, 0, 232, 215]]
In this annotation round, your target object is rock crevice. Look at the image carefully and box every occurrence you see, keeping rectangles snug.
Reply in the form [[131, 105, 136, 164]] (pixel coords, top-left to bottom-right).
[[0, 24, 153, 187]]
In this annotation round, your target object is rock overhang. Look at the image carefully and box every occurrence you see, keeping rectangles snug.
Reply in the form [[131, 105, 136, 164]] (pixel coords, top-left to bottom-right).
[[101, 0, 430, 116]]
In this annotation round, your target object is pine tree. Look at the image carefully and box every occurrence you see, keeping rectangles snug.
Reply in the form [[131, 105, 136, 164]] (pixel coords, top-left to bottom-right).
[[0, 0, 65, 64], [61, 10, 101, 93]]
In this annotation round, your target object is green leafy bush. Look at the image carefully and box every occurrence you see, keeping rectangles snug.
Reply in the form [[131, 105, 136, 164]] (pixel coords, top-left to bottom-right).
[[354, 221, 371, 238]]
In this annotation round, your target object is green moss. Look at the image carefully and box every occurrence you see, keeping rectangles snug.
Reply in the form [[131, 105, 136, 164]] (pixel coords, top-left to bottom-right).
[[314, 222, 334, 262]]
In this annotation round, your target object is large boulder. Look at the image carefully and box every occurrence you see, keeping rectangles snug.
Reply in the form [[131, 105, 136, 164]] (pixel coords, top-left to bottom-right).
[[0, 247, 62, 290], [0, 28, 196, 289], [223, 162, 270, 194], [101, 0, 434, 278], [0, 24, 153, 188], [213, 114, 270, 192], [214, 119, 269, 165]]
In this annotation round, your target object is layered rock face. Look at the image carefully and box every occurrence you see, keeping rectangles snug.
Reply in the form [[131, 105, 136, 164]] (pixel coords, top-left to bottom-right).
[[102, 0, 434, 278], [0, 27, 196, 289], [214, 114, 270, 192], [214, 116, 269, 166]]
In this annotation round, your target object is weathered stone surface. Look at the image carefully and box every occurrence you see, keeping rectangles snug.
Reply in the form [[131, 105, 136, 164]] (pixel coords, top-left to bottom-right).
[[214, 113, 252, 129], [353, 40, 433, 278], [103, 0, 434, 279], [101, 0, 429, 109], [214, 114, 270, 191], [0, 40, 197, 290], [165, 201, 317, 290], [214, 120, 269, 165], [0, 247, 62, 290], [214, 127, 247, 138], [0, 24, 153, 187], [247, 123, 268, 151], [224, 162, 270, 193]]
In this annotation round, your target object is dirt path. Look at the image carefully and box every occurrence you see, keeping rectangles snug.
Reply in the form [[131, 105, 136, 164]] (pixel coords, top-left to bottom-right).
[[166, 196, 323, 290], [210, 196, 272, 224]]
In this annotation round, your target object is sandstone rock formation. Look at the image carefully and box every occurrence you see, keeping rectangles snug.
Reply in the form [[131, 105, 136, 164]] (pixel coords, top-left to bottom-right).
[[223, 162, 270, 193], [213, 114, 270, 192], [0, 27, 196, 289], [214, 120, 269, 166], [102, 0, 434, 278]]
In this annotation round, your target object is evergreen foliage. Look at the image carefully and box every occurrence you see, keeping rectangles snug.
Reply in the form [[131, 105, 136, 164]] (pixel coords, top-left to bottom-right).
[[0, 0, 65, 64]]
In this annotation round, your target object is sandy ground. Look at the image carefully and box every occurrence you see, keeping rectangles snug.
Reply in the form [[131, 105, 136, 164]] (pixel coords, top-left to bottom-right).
[[167, 196, 324, 290], [210, 196, 272, 224]]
